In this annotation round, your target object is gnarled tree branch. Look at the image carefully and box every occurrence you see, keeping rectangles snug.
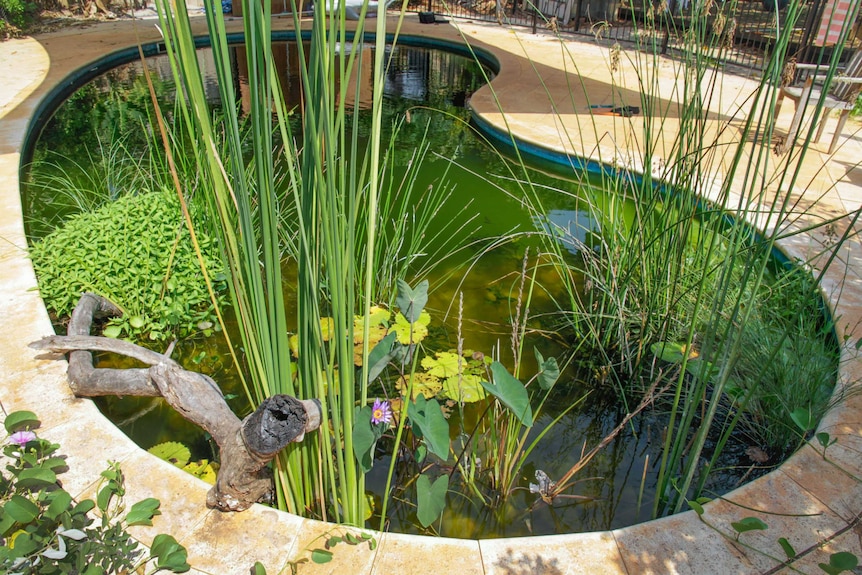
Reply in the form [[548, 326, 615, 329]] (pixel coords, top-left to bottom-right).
[[31, 293, 320, 512]]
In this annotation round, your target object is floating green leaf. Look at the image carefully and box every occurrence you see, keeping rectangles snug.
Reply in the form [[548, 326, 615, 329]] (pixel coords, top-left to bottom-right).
[[416, 474, 449, 528], [421, 352, 463, 378], [390, 311, 430, 345], [442, 374, 486, 403], [183, 460, 218, 484], [481, 362, 533, 427], [148, 442, 191, 468]]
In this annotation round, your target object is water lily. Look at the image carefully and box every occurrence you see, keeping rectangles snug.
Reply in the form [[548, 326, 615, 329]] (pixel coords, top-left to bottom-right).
[[371, 399, 392, 426], [9, 430, 37, 446]]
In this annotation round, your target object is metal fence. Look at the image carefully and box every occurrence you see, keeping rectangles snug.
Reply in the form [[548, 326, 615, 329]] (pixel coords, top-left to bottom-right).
[[401, 0, 860, 70]]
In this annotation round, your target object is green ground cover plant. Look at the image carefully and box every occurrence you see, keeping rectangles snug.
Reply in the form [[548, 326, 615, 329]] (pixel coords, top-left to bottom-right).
[[0, 409, 191, 574], [29, 190, 227, 342]]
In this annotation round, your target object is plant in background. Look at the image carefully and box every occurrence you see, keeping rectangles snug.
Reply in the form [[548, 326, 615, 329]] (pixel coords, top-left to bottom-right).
[[29, 190, 227, 343], [151, 0, 422, 525], [487, 0, 860, 518], [0, 410, 191, 574]]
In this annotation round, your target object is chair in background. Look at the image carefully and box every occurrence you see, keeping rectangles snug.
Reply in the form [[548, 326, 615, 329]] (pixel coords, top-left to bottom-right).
[[777, 50, 862, 154]]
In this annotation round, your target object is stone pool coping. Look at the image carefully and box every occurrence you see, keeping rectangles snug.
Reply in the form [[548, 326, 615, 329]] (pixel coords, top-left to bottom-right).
[[2, 14, 862, 575]]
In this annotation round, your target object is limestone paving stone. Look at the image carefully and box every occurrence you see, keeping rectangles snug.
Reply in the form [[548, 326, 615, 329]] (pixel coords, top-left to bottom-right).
[[783, 449, 862, 529], [613, 511, 759, 575], [480, 531, 627, 575], [694, 469, 850, 574], [280, 517, 379, 575], [179, 504, 306, 575], [372, 532, 483, 575]]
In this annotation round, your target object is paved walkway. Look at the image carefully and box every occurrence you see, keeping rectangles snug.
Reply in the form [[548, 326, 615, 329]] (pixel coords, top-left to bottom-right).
[[1, 13, 862, 575]]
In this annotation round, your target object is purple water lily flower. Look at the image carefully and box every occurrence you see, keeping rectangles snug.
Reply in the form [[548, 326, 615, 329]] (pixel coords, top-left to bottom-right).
[[9, 430, 37, 446], [370, 399, 392, 426]]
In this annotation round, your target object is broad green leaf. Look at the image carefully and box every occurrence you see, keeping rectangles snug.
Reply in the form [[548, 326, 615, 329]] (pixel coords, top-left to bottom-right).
[[3, 411, 39, 434], [819, 552, 859, 574], [790, 407, 816, 433], [390, 311, 430, 345], [687, 500, 704, 515], [150, 533, 190, 572], [252, 561, 267, 575], [397, 373, 442, 400], [416, 474, 448, 528], [45, 490, 73, 520], [816, 432, 836, 449], [778, 537, 796, 559], [482, 362, 533, 427], [408, 395, 450, 461], [650, 341, 691, 363], [396, 279, 429, 324], [421, 352, 462, 378], [352, 406, 384, 473], [15, 467, 57, 489], [4, 495, 39, 523], [125, 497, 161, 526], [183, 460, 218, 484], [534, 349, 560, 391], [366, 331, 398, 383], [730, 517, 768, 534], [148, 442, 191, 468], [311, 549, 333, 564], [103, 325, 122, 338]]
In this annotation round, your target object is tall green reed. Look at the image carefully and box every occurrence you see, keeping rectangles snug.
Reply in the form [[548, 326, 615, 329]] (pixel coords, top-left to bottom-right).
[[151, 0, 416, 525], [459, 0, 856, 517]]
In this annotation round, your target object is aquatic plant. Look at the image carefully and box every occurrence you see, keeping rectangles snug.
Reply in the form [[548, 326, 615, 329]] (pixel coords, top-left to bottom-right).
[[29, 190, 227, 342], [495, 0, 858, 516]]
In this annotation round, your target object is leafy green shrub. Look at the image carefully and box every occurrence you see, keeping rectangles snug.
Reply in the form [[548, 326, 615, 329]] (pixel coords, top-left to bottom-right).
[[0, 0, 26, 28], [0, 410, 191, 574], [29, 191, 227, 342]]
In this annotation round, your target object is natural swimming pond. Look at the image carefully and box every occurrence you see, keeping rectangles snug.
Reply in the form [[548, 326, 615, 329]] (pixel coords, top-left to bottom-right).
[[21, 37, 840, 539]]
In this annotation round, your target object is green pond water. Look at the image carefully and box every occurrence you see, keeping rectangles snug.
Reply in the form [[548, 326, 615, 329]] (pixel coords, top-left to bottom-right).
[[21, 40, 831, 538]]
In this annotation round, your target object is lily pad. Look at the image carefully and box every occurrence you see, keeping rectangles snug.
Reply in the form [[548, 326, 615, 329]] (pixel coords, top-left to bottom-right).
[[389, 311, 430, 345], [148, 442, 191, 468], [442, 374, 486, 403], [421, 352, 463, 378], [397, 373, 443, 400]]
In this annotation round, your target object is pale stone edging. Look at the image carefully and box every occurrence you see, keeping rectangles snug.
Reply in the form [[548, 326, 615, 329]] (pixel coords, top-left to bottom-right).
[[1, 17, 861, 575]]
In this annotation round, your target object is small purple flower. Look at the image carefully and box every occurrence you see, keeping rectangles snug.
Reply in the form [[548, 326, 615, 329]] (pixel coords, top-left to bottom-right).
[[9, 430, 37, 446], [370, 399, 392, 426]]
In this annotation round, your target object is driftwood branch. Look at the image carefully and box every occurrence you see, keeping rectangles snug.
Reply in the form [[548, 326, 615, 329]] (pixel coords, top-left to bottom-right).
[[31, 293, 321, 512]]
